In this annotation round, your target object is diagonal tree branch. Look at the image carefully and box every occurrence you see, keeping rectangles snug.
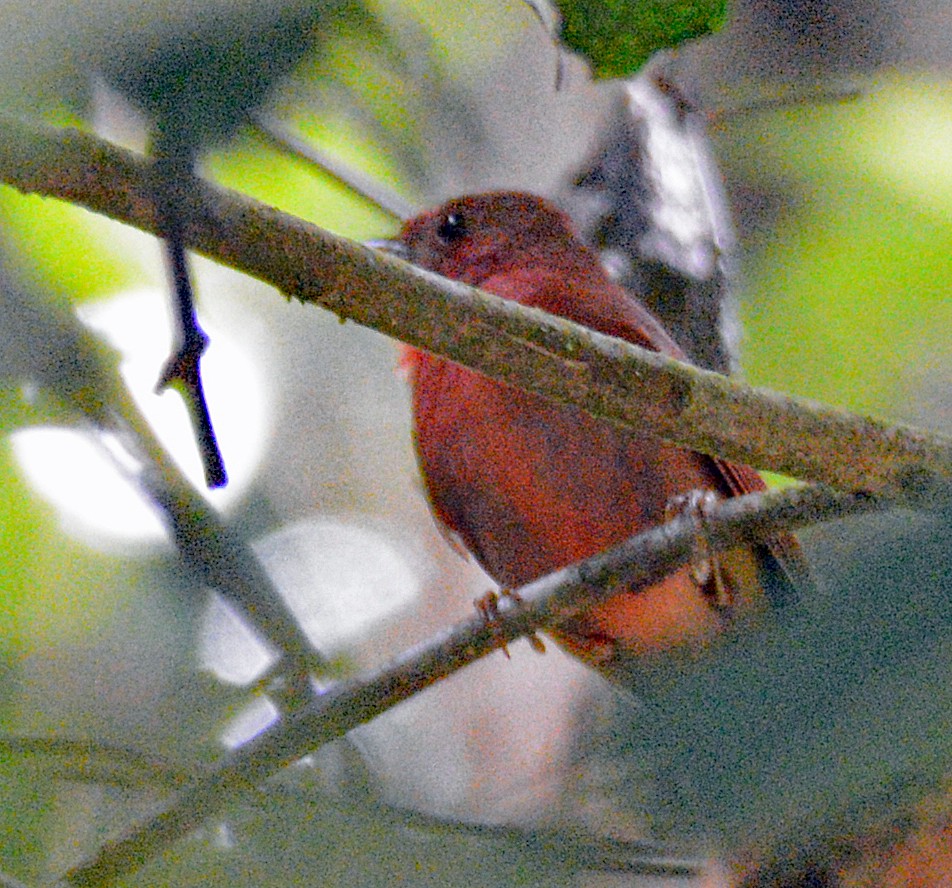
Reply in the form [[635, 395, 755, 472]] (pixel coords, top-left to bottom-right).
[[0, 115, 949, 504], [0, 269, 326, 702], [57, 483, 884, 888]]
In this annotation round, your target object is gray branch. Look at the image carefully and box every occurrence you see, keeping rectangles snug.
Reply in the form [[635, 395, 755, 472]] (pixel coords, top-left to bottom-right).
[[58, 484, 882, 888], [0, 115, 948, 504]]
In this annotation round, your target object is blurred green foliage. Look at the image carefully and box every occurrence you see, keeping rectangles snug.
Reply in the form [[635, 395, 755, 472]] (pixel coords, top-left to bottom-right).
[[0, 190, 144, 303], [208, 126, 401, 237], [732, 78, 952, 423]]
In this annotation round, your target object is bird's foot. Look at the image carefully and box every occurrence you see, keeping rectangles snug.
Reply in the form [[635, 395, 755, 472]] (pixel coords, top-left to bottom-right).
[[474, 588, 546, 658], [666, 489, 732, 611]]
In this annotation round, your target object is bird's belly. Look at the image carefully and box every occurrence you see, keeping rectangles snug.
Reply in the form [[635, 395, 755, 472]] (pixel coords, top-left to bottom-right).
[[412, 357, 768, 660]]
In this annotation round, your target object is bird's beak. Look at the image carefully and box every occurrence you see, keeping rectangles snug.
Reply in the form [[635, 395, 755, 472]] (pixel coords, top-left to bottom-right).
[[365, 238, 411, 261]]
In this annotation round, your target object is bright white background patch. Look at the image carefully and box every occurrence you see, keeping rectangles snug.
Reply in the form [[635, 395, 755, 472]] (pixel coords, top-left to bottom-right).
[[12, 287, 269, 549]]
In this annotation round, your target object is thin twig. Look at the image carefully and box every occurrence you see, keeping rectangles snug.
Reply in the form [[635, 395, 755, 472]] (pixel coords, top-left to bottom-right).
[[105, 395, 328, 702], [151, 148, 228, 488], [0, 115, 947, 503], [58, 484, 884, 888], [0, 737, 193, 791], [263, 782, 709, 877], [249, 112, 418, 221]]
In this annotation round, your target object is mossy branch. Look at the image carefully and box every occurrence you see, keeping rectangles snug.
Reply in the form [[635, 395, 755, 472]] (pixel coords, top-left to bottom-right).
[[0, 114, 948, 504]]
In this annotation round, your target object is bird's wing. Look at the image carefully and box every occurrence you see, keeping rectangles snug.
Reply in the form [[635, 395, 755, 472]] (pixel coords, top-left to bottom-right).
[[482, 265, 814, 605]]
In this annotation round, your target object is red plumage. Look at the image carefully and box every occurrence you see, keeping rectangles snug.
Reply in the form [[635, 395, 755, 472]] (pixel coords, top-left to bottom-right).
[[397, 192, 811, 676]]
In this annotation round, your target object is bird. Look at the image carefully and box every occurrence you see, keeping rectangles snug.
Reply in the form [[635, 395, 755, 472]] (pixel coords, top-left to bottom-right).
[[384, 191, 812, 682]]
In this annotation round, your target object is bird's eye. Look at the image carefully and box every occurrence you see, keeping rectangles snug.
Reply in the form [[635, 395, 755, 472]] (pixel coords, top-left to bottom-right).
[[436, 212, 467, 243]]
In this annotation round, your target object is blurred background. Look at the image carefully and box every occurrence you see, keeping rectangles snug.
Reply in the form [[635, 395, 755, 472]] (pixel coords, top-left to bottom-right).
[[0, 1, 949, 886]]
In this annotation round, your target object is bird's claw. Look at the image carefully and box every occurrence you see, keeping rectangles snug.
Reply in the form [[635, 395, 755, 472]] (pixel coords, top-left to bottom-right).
[[666, 489, 732, 611], [474, 589, 546, 658]]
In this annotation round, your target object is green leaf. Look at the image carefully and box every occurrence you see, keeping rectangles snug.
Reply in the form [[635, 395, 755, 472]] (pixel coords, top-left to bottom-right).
[[543, 0, 728, 78]]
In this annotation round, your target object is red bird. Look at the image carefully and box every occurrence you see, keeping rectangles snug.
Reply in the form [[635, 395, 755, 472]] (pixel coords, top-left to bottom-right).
[[390, 192, 811, 677]]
